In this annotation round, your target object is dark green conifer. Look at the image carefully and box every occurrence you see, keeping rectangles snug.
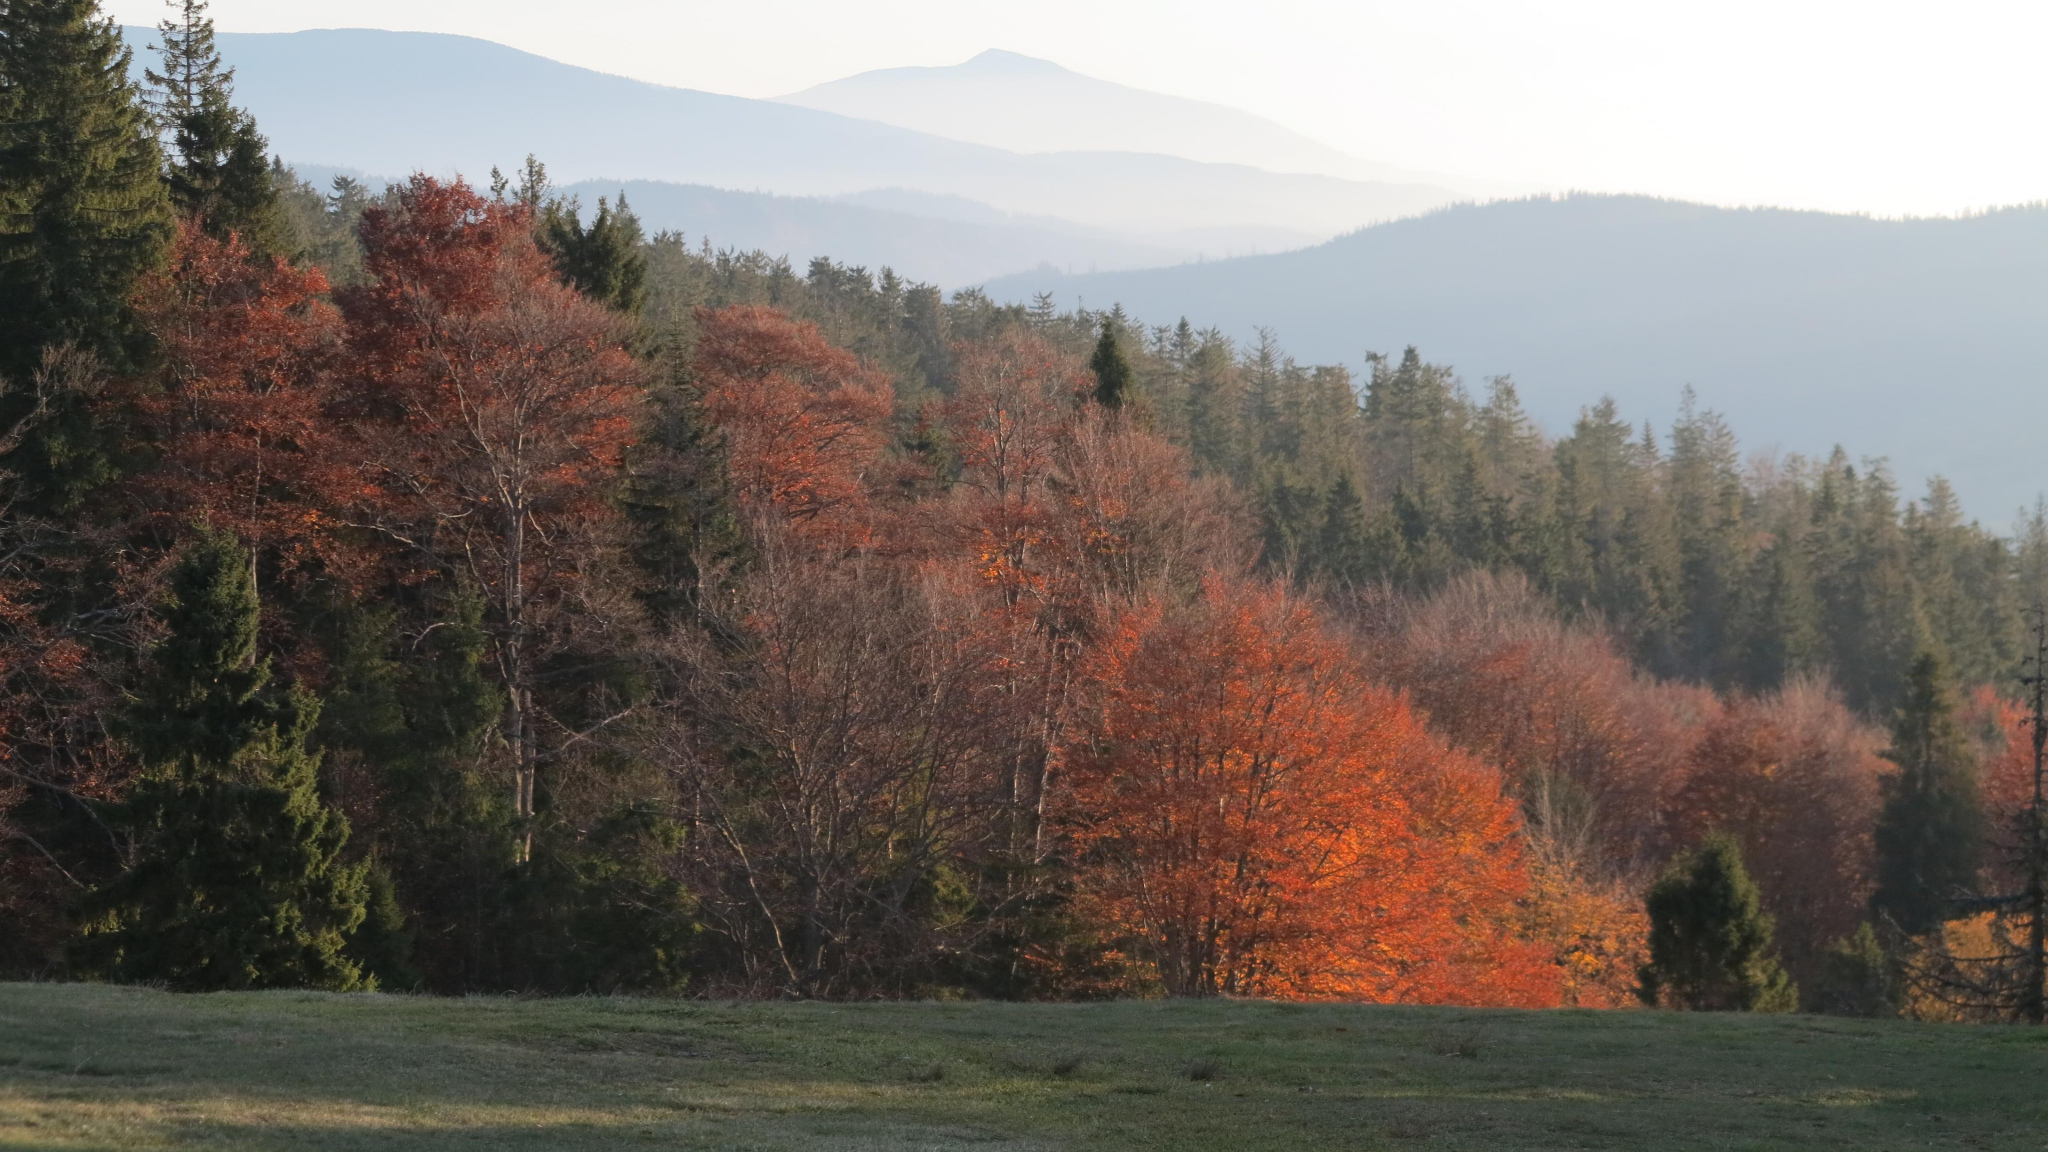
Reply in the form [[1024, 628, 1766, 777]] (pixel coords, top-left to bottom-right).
[[1812, 922, 1897, 1017], [1313, 472, 1371, 587], [1734, 531, 1822, 692], [624, 370, 745, 626], [72, 527, 368, 991], [146, 0, 282, 249], [542, 193, 648, 314], [314, 585, 514, 989], [0, 0, 175, 513], [1089, 318, 1131, 410], [1637, 833, 1798, 1011], [1871, 649, 1986, 936]]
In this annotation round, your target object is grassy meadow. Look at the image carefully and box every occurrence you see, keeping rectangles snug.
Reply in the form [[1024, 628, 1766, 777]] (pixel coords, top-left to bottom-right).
[[1, 982, 2044, 1150]]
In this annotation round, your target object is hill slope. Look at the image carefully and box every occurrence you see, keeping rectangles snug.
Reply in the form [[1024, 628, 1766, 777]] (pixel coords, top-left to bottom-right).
[[988, 195, 2048, 515], [779, 49, 1493, 192], [4, 983, 2043, 1149], [558, 180, 1190, 285], [140, 27, 1464, 242]]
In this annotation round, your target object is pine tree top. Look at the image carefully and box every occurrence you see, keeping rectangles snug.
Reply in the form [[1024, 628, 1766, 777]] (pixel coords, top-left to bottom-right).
[[1090, 319, 1131, 411], [145, 0, 229, 130]]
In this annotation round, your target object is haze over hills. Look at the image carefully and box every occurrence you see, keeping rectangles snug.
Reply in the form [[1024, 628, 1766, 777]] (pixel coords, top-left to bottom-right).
[[558, 182, 1189, 285], [776, 49, 1520, 198], [282, 164, 1255, 286], [146, 27, 1463, 253], [988, 195, 2048, 517]]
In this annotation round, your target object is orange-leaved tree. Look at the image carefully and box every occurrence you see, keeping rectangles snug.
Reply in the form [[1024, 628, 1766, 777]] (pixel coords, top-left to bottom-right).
[[929, 330, 1246, 866], [1061, 574, 1556, 1003], [336, 175, 644, 847], [691, 304, 893, 537]]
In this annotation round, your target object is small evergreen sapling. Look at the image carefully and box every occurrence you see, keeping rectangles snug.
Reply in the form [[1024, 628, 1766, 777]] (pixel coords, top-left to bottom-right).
[[1636, 833, 1797, 1011], [1813, 922, 1897, 1017], [71, 527, 369, 990]]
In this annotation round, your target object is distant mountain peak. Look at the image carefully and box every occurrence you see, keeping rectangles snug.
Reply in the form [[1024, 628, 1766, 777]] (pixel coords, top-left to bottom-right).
[[959, 49, 1071, 75]]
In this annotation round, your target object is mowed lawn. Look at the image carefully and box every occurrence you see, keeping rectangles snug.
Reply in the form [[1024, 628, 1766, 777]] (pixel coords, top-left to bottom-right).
[[1, 983, 2045, 1150]]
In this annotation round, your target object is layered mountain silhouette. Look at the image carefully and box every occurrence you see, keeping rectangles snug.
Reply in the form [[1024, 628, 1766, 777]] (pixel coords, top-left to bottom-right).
[[146, 27, 1461, 246], [777, 48, 1516, 197], [989, 195, 2048, 515]]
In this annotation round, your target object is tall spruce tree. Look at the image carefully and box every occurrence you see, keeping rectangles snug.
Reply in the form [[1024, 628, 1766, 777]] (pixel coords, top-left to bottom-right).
[[1312, 472, 1372, 587], [1871, 649, 1987, 937], [1637, 833, 1798, 1011], [314, 584, 512, 990], [1089, 317, 1131, 410], [71, 527, 368, 990], [145, 0, 280, 249], [0, 0, 175, 514]]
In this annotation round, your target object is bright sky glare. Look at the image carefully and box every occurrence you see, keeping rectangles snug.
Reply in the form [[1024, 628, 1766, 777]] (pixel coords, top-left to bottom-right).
[[105, 0, 2048, 218]]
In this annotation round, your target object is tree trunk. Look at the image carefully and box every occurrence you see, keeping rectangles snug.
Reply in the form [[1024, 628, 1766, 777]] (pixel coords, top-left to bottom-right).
[[506, 500, 532, 862]]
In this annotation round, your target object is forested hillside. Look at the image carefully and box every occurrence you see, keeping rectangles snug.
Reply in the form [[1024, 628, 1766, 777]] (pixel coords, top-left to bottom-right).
[[4, 0, 2044, 1024], [989, 195, 2048, 516]]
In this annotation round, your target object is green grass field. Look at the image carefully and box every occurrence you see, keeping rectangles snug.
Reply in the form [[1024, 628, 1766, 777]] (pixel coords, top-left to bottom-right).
[[2, 983, 2045, 1150]]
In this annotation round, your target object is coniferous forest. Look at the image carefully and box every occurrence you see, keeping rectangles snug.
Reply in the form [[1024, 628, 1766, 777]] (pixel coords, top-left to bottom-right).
[[4, 0, 2047, 1024]]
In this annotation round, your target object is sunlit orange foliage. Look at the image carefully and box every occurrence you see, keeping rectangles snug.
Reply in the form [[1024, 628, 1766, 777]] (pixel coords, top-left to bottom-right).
[[1663, 680, 1885, 984], [130, 221, 345, 574], [692, 305, 893, 534], [1062, 575, 1557, 1004], [1513, 853, 1648, 1008]]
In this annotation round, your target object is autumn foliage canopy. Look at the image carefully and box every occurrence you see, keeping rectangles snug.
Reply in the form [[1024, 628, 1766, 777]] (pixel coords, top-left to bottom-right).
[[0, 164, 1943, 1009]]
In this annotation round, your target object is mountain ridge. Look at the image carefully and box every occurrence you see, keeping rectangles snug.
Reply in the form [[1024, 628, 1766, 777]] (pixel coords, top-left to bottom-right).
[[776, 47, 1524, 200], [136, 26, 1466, 243]]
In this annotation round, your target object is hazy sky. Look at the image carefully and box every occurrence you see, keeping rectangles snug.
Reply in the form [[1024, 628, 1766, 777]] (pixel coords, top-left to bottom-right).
[[106, 0, 2046, 217]]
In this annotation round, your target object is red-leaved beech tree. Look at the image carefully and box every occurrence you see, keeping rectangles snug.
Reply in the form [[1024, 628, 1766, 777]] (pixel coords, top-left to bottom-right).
[[1348, 570, 1711, 869], [1663, 680, 1886, 986], [129, 222, 346, 579], [1060, 575, 1557, 1004], [690, 304, 894, 536], [335, 176, 645, 844]]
